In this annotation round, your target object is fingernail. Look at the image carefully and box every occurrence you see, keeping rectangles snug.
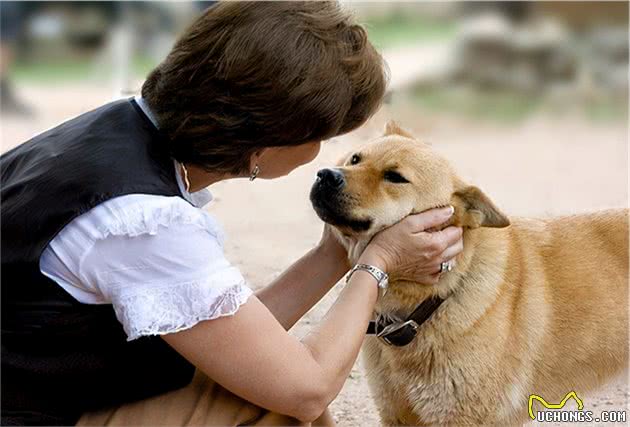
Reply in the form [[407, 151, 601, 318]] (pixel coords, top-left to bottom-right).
[[445, 205, 455, 217]]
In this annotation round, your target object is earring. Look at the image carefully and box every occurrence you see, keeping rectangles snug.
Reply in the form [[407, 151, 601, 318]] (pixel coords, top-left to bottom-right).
[[249, 164, 260, 181]]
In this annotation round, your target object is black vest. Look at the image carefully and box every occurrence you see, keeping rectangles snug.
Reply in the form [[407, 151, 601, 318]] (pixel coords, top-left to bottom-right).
[[1, 99, 195, 426]]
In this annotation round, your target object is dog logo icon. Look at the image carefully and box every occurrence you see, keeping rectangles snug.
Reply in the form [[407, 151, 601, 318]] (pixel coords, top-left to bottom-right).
[[528, 391, 584, 420]]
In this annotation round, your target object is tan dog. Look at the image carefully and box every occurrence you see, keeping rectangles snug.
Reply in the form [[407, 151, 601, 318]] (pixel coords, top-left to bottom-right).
[[310, 121, 628, 425]]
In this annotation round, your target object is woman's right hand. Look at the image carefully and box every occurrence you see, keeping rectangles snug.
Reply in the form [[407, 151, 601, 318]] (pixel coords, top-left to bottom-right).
[[360, 206, 464, 285]]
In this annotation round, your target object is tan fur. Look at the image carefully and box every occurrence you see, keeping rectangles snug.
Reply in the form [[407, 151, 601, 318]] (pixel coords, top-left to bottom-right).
[[326, 122, 629, 425]]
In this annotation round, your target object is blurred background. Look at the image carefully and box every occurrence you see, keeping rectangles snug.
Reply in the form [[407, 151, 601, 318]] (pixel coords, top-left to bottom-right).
[[1, 2, 627, 425]]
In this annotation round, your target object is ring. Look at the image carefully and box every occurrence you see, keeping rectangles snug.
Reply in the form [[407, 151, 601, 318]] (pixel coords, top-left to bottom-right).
[[439, 261, 453, 273]]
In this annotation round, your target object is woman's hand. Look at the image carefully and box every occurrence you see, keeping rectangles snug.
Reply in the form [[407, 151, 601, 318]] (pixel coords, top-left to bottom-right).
[[317, 224, 351, 269], [360, 206, 463, 285], [255, 224, 350, 330]]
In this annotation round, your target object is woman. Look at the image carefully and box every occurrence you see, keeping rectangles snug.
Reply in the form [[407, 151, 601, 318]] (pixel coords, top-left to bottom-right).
[[1, 2, 463, 426]]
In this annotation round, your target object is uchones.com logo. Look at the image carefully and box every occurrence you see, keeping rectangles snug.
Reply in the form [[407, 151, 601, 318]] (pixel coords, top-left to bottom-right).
[[528, 391, 627, 423]]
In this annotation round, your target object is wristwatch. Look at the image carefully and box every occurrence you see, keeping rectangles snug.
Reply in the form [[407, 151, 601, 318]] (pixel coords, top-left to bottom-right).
[[346, 263, 389, 294]]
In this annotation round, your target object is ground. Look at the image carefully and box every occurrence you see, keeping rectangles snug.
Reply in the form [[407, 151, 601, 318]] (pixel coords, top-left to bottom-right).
[[1, 82, 627, 426]]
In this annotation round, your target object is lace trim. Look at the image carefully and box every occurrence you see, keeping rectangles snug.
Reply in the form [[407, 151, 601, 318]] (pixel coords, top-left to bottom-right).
[[95, 198, 225, 246], [112, 271, 253, 341]]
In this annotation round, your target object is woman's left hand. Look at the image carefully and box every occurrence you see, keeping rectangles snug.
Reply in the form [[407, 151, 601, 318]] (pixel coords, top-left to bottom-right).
[[255, 224, 350, 330], [318, 224, 351, 270]]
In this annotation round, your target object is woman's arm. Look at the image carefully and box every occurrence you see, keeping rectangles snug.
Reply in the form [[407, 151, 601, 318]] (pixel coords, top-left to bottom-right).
[[163, 207, 462, 423], [163, 266, 378, 423], [255, 226, 350, 330]]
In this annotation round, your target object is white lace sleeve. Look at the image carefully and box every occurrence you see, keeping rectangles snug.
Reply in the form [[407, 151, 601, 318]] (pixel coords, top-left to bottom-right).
[[71, 196, 254, 341], [110, 268, 253, 341]]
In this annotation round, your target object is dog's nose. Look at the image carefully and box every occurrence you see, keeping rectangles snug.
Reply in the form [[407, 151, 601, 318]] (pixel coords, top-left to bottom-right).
[[316, 168, 345, 189]]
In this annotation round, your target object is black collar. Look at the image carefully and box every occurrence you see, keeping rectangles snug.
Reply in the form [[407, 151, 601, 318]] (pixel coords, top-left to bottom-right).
[[366, 296, 445, 346]]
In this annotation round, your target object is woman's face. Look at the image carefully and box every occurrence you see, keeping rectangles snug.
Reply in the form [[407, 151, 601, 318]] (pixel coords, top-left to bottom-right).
[[254, 141, 322, 179]]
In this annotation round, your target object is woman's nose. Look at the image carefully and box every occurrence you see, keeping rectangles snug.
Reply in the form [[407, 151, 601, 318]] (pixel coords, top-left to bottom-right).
[[316, 168, 346, 189]]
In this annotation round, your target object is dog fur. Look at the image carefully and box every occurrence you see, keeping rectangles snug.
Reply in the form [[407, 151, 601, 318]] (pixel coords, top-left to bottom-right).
[[310, 121, 629, 425]]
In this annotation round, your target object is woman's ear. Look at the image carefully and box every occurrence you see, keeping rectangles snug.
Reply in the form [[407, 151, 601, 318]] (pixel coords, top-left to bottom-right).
[[384, 120, 415, 139], [450, 186, 510, 229], [250, 148, 269, 170]]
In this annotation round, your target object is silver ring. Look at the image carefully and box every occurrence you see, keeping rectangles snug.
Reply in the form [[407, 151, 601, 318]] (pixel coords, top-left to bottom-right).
[[439, 261, 453, 273]]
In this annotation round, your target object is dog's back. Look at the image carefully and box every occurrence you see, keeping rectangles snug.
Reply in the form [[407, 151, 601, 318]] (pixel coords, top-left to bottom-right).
[[506, 209, 628, 406]]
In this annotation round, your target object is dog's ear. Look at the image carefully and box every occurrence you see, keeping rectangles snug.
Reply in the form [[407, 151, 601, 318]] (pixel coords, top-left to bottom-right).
[[450, 186, 510, 229], [384, 120, 415, 139]]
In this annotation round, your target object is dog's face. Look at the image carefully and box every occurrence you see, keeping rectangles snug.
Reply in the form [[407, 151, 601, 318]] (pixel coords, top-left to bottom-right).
[[310, 121, 509, 245]]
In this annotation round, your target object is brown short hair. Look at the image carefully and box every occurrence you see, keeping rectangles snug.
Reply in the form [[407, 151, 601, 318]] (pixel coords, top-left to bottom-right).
[[141, 1, 387, 175]]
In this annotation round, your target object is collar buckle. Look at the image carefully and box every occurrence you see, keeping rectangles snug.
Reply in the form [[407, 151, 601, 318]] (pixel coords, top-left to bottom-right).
[[376, 319, 419, 347], [367, 295, 446, 347]]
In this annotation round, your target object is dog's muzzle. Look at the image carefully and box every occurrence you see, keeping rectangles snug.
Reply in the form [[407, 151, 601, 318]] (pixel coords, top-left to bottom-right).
[[310, 168, 372, 232]]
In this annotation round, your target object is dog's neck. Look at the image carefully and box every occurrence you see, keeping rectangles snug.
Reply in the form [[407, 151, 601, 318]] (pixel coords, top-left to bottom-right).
[[337, 225, 510, 326]]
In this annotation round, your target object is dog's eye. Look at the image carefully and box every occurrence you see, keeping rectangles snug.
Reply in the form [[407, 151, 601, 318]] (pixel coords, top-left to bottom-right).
[[350, 154, 361, 165], [383, 170, 410, 184]]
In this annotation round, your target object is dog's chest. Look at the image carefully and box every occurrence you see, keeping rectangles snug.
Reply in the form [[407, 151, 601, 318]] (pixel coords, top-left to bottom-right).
[[363, 330, 463, 425], [362, 319, 516, 425]]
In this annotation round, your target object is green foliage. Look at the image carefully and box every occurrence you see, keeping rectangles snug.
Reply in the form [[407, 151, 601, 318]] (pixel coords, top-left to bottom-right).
[[363, 13, 456, 50], [411, 87, 626, 123], [12, 55, 158, 83], [412, 87, 541, 122]]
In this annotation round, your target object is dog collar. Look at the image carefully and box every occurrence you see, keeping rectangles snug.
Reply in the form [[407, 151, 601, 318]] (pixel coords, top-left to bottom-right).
[[366, 296, 445, 346]]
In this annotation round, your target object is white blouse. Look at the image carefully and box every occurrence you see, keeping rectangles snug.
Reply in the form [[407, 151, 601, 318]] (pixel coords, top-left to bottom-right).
[[39, 98, 253, 341]]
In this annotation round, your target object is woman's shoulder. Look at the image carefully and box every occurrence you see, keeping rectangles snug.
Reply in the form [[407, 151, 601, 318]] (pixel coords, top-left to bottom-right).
[[40, 193, 230, 304], [40, 193, 252, 338], [71, 193, 225, 245]]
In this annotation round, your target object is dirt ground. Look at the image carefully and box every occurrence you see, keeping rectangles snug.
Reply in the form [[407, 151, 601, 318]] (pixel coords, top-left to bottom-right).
[[1, 83, 628, 426]]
